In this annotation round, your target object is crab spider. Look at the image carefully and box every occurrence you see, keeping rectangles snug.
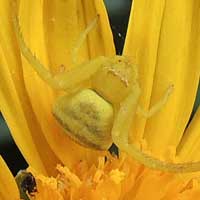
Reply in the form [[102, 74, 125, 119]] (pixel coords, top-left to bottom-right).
[[13, 14, 200, 173]]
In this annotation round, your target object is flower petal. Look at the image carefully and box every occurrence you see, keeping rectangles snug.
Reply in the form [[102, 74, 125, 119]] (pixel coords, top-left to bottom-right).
[[124, 0, 200, 157], [123, 0, 166, 143], [177, 107, 200, 161], [0, 0, 60, 175], [144, 0, 200, 156], [0, 156, 19, 200]]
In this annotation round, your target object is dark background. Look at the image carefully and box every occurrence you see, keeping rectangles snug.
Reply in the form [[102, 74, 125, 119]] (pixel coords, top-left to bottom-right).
[[0, 0, 132, 175], [1, 0, 199, 176]]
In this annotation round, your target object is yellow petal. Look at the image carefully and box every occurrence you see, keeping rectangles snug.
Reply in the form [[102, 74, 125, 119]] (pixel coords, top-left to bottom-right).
[[144, 0, 200, 156], [18, 0, 115, 168], [177, 107, 200, 161], [0, 156, 19, 200], [0, 0, 60, 175], [124, 0, 200, 157], [123, 0, 166, 143]]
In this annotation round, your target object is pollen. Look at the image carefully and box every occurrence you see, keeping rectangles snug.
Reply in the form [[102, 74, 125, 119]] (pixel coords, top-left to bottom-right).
[[109, 169, 125, 184], [53, 89, 114, 150]]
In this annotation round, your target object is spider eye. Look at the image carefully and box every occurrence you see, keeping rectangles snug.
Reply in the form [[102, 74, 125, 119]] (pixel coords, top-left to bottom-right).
[[53, 89, 114, 150]]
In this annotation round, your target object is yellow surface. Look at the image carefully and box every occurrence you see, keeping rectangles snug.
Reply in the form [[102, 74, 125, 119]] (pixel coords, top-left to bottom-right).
[[53, 89, 114, 149], [0, 156, 19, 200], [124, 0, 200, 159]]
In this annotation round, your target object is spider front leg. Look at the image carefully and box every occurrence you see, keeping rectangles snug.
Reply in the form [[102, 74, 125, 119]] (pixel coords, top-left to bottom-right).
[[112, 83, 141, 145], [13, 13, 106, 91], [112, 84, 200, 173]]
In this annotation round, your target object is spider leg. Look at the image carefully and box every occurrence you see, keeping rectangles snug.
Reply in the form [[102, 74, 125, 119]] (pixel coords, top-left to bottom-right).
[[112, 83, 141, 144], [112, 84, 200, 173], [53, 56, 107, 91], [13, 14, 61, 89], [71, 16, 99, 65], [13, 14, 106, 91], [136, 84, 174, 118]]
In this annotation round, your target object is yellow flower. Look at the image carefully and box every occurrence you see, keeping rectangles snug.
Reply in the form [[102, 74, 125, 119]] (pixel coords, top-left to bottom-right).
[[0, 0, 200, 199]]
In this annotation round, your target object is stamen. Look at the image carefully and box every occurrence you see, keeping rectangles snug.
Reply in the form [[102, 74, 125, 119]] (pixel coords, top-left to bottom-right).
[[56, 165, 82, 188], [109, 169, 125, 184]]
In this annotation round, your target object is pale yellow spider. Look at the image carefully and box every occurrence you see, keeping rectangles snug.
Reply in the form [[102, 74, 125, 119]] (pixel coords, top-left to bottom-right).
[[13, 15, 200, 173]]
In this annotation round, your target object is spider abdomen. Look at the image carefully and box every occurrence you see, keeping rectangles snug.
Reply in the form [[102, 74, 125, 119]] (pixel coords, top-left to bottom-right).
[[53, 89, 114, 150]]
